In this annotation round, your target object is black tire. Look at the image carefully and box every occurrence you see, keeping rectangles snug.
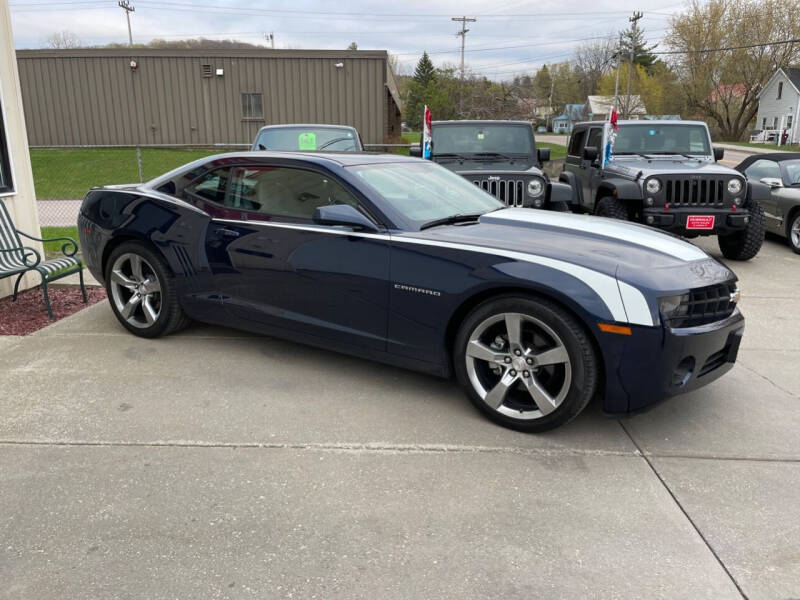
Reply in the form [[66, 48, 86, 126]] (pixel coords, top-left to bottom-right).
[[453, 295, 599, 433], [104, 241, 190, 338], [595, 196, 629, 220], [787, 209, 800, 255], [718, 201, 765, 261]]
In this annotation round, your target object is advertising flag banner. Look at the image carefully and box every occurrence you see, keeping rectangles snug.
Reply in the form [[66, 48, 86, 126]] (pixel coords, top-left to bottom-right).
[[422, 105, 432, 159]]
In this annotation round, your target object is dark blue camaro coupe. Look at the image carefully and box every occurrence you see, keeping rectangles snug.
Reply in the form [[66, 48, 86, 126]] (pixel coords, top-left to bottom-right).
[[79, 152, 744, 431]]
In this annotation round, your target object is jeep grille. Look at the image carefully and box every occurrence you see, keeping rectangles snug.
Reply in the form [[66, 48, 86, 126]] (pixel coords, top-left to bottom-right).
[[662, 177, 726, 206], [474, 179, 525, 207], [668, 282, 738, 328]]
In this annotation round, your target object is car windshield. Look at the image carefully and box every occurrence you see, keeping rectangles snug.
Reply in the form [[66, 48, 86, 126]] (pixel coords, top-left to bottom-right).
[[432, 124, 534, 156], [348, 161, 503, 227], [254, 127, 359, 152], [613, 124, 712, 156], [782, 159, 800, 185]]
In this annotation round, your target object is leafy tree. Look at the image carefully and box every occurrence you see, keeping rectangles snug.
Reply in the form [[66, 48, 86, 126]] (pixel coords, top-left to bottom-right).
[[620, 22, 658, 74], [597, 62, 664, 115], [404, 52, 440, 129], [667, 0, 800, 140], [532, 65, 552, 99]]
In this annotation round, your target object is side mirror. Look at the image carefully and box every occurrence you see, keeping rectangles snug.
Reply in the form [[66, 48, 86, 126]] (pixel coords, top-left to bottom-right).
[[313, 204, 378, 231], [760, 177, 783, 188], [547, 181, 574, 205], [582, 146, 598, 161], [409, 146, 422, 158], [537, 147, 551, 163], [713, 147, 724, 161]]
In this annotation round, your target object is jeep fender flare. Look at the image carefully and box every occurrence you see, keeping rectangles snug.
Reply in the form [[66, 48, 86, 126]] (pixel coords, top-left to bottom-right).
[[557, 171, 582, 205], [596, 178, 643, 202]]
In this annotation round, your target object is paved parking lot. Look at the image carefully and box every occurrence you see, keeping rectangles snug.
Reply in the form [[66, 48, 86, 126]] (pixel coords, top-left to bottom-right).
[[1, 234, 798, 599]]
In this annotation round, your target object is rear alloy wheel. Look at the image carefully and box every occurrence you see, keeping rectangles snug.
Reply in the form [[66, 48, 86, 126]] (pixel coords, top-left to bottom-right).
[[596, 196, 629, 220], [454, 296, 598, 432], [789, 211, 800, 255], [718, 200, 765, 261], [105, 242, 190, 338]]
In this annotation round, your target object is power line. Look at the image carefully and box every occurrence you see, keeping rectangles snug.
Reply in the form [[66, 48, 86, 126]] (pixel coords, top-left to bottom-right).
[[653, 37, 800, 55]]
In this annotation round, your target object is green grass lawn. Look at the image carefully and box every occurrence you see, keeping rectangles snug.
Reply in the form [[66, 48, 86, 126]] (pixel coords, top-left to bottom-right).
[[40, 226, 80, 256], [723, 141, 799, 153], [30, 147, 225, 199], [401, 131, 421, 144], [536, 142, 566, 160]]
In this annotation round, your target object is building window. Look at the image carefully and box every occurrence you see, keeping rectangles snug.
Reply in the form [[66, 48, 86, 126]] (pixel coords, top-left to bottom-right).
[[0, 99, 13, 195], [788, 115, 794, 129], [773, 117, 779, 129], [777, 81, 783, 100], [762, 117, 767, 130], [241, 93, 263, 120]]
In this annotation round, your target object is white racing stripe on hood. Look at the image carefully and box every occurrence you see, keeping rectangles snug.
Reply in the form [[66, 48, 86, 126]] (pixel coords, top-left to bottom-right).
[[394, 235, 654, 326], [481, 208, 708, 262]]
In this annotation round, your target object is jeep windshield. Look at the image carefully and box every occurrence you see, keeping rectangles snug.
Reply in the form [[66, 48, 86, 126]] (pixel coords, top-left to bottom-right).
[[431, 124, 534, 160], [613, 124, 712, 157], [253, 127, 360, 152]]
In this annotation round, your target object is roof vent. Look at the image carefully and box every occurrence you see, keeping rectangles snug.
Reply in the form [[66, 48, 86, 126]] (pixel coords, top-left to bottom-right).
[[201, 64, 212, 78]]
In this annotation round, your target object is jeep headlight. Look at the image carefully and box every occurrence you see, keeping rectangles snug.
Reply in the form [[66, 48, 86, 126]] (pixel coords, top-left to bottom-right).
[[727, 178, 742, 195], [646, 178, 661, 194], [659, 294, 690, 320], [527, 178, 544, 197]]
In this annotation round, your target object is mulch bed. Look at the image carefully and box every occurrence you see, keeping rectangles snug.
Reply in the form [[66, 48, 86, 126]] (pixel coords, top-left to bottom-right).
[[0, 286, 107, 336]]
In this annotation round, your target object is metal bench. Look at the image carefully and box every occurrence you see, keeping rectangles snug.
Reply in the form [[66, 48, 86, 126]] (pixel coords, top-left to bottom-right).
[[0, 198, 87, 319]]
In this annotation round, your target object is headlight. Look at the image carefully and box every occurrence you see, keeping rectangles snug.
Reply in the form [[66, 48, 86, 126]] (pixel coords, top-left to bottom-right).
[[527, 178, 544, 197], [727, 178, 742, 195], [646, 178, 661, 194], [659, 294, 690, 319]]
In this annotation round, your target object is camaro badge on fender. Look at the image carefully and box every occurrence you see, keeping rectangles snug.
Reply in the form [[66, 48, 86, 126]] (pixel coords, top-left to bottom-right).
[[393, 283, 441, 297]]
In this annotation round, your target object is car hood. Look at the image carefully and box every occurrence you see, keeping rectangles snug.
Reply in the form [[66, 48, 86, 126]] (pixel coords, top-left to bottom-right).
[[397, 208, 735, 293], [607, 157, 740, 179], [435, 159, 537, 173]]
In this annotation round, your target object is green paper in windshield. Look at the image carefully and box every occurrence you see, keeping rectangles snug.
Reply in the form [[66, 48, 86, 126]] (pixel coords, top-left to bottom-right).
[[297, 132, 317, 150]]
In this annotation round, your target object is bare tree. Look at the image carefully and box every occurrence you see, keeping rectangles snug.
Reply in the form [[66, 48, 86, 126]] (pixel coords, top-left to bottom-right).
[[667, 0, 800, 140], [574, 36, 617, 97], [44, 30, 82, 49]]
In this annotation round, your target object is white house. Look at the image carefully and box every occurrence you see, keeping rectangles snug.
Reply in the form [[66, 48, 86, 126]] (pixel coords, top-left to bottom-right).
[[584, 95, 647, 121], [0, 0, 42, 298], [755, 68, 800, 145]]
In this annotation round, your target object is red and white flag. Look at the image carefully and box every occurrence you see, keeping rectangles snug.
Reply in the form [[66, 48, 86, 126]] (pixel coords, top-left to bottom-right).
[[610, 108, 619, 131]]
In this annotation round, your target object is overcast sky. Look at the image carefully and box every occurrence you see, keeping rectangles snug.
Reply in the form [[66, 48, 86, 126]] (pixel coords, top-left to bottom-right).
[[9, 0, 683, 79]]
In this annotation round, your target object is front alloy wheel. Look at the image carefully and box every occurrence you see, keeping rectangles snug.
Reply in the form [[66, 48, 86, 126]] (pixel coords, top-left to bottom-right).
[[790, 212, 800, 254], [454, 296, 598, 432]]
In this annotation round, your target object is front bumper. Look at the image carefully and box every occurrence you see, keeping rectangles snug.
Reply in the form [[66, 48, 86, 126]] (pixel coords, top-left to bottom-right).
[[602, 309, 745, 414], [642, 207, 749, 235]]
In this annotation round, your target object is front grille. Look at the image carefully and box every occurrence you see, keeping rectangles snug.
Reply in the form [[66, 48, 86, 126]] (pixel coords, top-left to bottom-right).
[[698, 346, 730, 377], [668, 282, 738, 328], [474, 179, 525, 207], [661, 177, 728, 206]]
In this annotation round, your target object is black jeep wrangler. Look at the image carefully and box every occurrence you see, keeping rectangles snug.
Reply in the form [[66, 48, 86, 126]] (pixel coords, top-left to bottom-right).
[[560, 120, 768, 260], [412, 120, 569, 209]]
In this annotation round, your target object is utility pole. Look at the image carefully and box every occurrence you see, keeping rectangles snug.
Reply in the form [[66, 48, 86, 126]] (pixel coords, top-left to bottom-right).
[[612, 33, 622, 120], [264, 32, 274, 49], [118, 0, 135, 46], [624, 11, 643, 119], [452, 15, 476, 116], [119, 0, 143, 182]]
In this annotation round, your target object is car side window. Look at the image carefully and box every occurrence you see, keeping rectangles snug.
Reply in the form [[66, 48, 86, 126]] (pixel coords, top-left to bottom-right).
[[585, 128, 602, 151], [568, 130, 586, 157], [183, 168, 231, 205], [227, 166, 359, 221], [744, 159, 781, 181]]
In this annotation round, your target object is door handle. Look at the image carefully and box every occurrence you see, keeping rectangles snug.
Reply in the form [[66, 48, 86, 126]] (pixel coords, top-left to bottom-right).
[[216, 227, 240, 238]]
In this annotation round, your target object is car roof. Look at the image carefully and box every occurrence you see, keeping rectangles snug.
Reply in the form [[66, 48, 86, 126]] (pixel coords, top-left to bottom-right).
[[255, 123, 358, 132], [431, 120, 532, 126], [735, 152, 800, 170], [573, 120, 707, 128]]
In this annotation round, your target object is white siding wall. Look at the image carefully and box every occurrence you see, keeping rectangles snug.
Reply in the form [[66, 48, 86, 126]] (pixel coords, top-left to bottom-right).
[[756, 71, 800, 143], [0, 0, 42, 298]]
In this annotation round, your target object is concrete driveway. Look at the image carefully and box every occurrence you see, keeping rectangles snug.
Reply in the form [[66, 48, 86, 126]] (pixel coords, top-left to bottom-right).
[[1, 235, 798, 599]]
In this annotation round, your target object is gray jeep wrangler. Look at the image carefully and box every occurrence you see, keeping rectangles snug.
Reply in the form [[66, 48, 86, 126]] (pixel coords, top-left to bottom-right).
[[412, 120, 570, 209], [560, 120, 768, 260]]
